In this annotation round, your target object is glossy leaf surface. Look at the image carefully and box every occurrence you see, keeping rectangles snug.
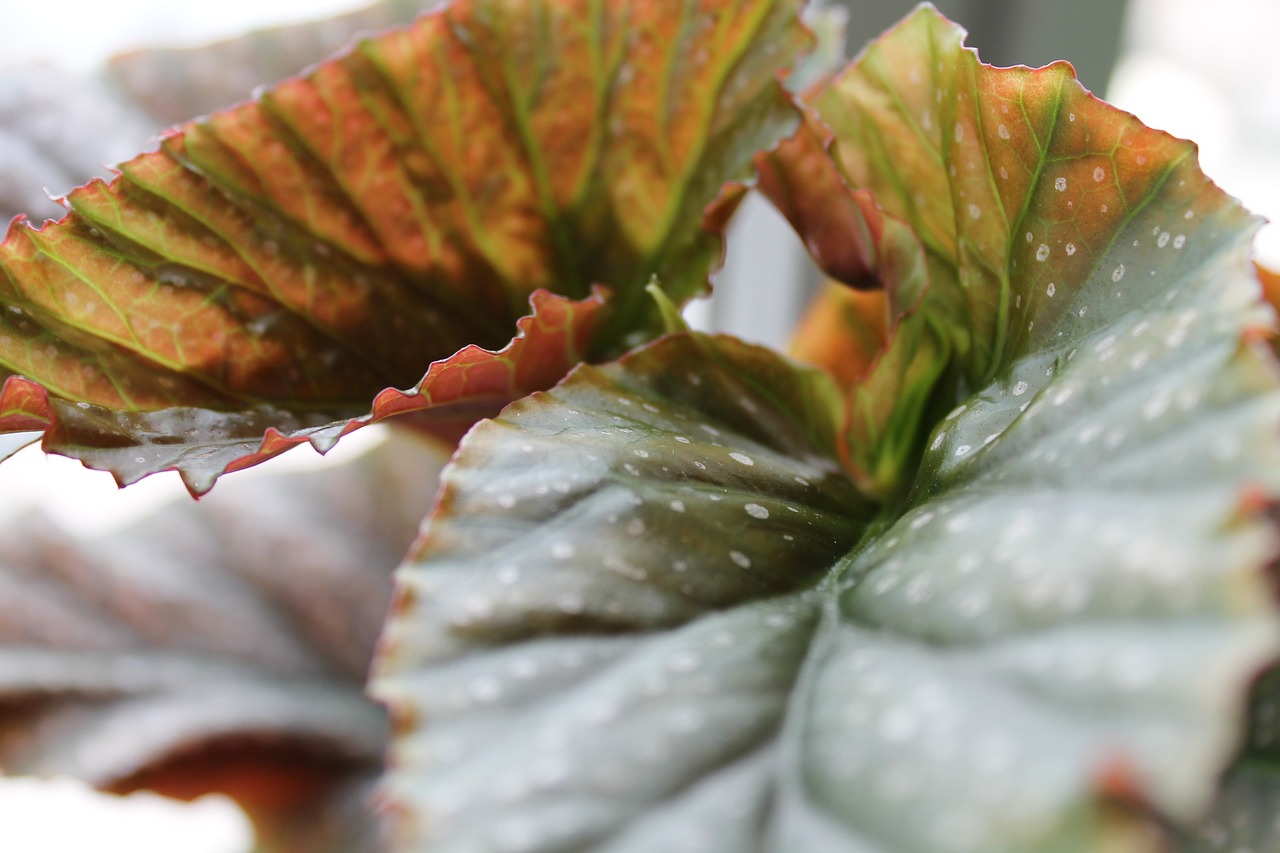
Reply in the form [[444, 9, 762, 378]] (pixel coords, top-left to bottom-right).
[[0, 0, 809, 492], [0, 436, 442, 850], [373, 333, 872, 851], [374, 291, 1280, 851]]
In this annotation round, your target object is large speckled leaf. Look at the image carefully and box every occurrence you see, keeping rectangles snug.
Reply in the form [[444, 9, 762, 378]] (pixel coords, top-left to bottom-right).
[[372, 237, 1280, 853], [0, 0, 809, 493], [370, 8, 1280, 847], [0, 432, 443, 851], [372, 333, 874, 851]]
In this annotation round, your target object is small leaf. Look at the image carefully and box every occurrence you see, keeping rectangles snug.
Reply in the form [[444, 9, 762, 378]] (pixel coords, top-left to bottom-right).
[[758, 113, 946, 498], [0, 0, 811, 492], [0, 435, 443, 850], [646, 278, 691, 336]]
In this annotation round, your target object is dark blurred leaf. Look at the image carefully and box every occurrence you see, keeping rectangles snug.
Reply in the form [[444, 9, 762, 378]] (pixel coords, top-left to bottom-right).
[[0, 431, 444, 850], [104, 0, 434, 126], [0, 68, 155, 222]]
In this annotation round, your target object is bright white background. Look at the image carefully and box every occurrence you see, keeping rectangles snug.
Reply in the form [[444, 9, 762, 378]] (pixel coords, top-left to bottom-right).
[[0, 1, 1278, 851]]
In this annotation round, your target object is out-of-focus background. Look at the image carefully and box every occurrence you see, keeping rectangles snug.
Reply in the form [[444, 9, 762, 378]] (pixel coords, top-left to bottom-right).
[[0, 0, 1275, 850]]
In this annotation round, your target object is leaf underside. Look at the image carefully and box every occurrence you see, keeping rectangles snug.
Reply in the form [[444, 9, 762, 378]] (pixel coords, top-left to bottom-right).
[[372, 7, 1280, 853], [0, 0, 810, 493]]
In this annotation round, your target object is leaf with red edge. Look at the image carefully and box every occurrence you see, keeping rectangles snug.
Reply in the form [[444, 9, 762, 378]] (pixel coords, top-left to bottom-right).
[[38, 289, 604, 494], [0, 0, 811, 493]]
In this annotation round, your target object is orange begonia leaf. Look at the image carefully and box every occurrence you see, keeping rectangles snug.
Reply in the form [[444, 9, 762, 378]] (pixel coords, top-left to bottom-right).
[[29, 289, 604, 495], [0, 0, 810, 494]]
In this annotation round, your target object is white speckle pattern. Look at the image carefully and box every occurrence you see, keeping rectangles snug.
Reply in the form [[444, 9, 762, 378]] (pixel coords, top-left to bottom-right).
[[1046, 282, 1056, 297], [729, 452, 755, 466], [910, 512, 935, 530], [1092, 166, 1105, 182], [1054, 177, 1067, 192], [745, 503, 770, 520], [729, 551, 752, 569], [1112, 264, 1125, 282], [1036, 244, 1050, 262]]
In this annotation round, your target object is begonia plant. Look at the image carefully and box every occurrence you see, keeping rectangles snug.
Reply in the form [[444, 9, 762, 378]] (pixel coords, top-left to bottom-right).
[[0, 2, 1276, 851]]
